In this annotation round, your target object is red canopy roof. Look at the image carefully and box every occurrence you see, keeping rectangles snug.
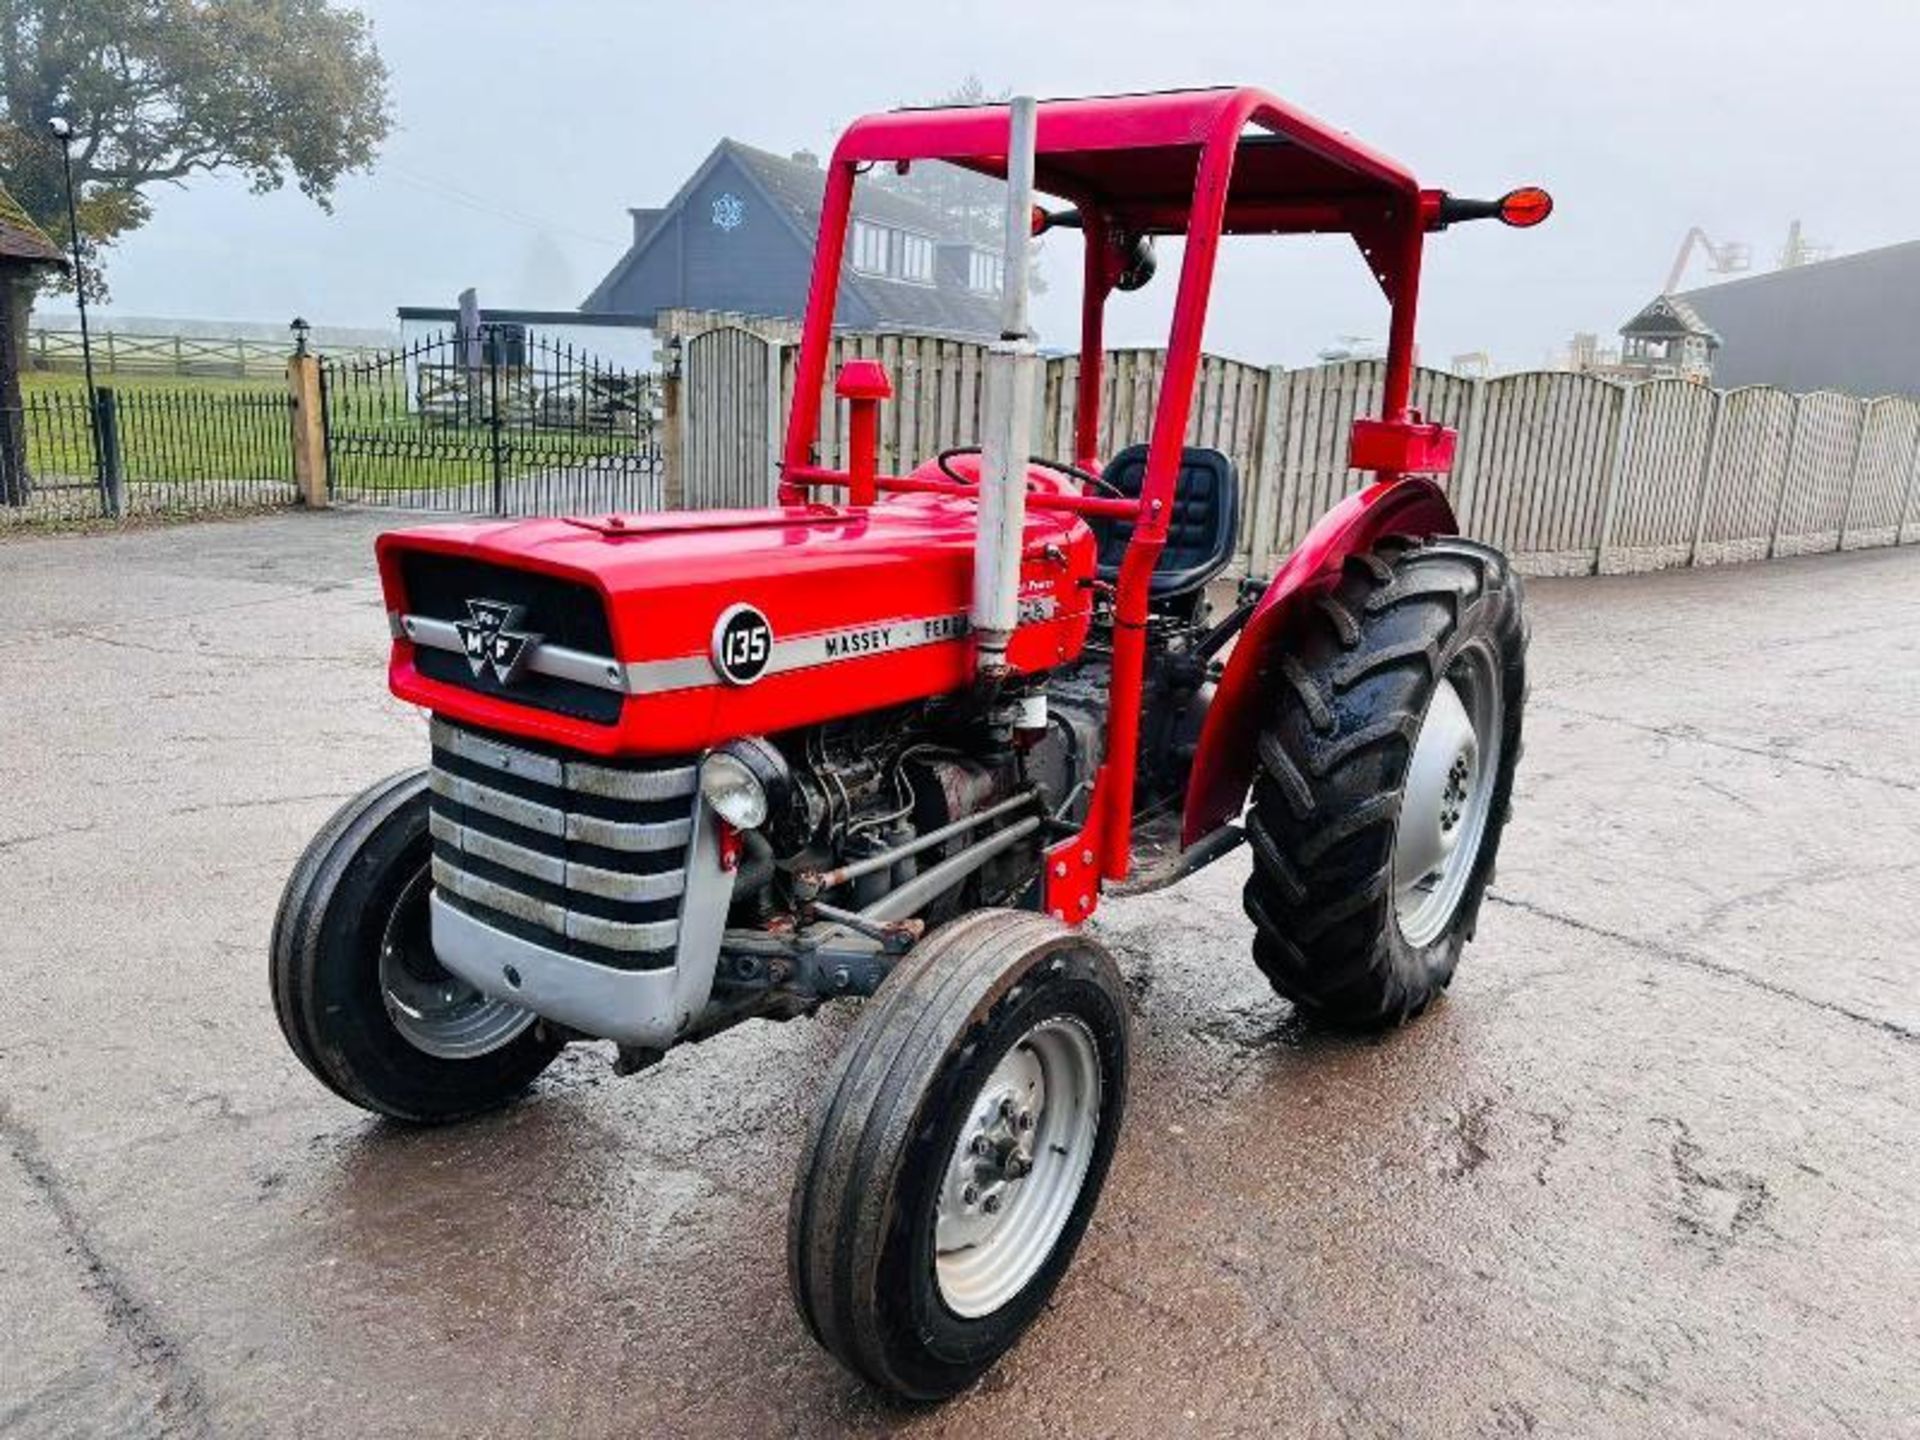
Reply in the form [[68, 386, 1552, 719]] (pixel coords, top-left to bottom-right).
[[832, 87, 1421, 234]]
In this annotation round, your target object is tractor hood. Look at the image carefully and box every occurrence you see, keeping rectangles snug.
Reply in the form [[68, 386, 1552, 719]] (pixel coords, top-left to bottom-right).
[[377, 497, 1097, 757]]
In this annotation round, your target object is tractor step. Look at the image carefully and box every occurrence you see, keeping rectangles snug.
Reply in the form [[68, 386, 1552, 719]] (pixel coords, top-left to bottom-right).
[[1110, 815, 1244, 898]]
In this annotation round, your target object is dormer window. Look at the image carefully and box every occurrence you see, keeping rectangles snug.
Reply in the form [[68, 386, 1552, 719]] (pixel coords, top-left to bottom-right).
[[968, 250, 1004, 294], [851, 221, 890, 276], [899, 233, 935, 284]]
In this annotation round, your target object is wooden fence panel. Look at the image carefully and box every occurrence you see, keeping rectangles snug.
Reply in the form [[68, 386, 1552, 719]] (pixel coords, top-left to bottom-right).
[[1775, 392, 1864, 555], [683, 325, 779, 508], [1695, 388, 1794, 565], [1840, 397, 1920, 549], [1611, 380, 1717, 571], [1468, 372, 1622, 572], [729, 319, 1920, 572]]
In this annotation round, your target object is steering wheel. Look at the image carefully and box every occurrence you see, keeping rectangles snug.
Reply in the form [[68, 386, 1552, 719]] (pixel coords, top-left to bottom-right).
[[936, 447, 1127, 500]]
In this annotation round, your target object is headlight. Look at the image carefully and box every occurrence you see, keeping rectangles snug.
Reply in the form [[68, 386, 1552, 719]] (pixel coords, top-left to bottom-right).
[[699, 749, 769, 830]]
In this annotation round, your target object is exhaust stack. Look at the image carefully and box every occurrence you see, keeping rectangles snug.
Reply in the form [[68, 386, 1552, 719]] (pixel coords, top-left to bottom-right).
[[970, 95, 1039, 679]]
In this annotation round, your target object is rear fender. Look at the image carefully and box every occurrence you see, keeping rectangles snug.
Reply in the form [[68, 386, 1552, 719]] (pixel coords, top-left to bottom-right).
[[1180, 477, 1457, 846]]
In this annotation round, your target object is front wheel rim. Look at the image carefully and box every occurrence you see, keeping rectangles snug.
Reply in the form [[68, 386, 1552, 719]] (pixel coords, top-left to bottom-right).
[[1394, 646, 1503, 948], [934, 1015, 1103, 1319], [379, 867, 537, 1060]]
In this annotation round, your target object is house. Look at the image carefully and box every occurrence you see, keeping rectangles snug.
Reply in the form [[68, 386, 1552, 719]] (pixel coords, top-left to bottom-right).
[[1619, 240, 1920, 397], [1615, 293, 1722, 383], [581, 140, 1006, 338], [0, 183, 68, 505]]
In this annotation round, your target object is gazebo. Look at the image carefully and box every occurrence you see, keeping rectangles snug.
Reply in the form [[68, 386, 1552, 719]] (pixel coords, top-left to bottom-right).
[[0, 183, 68, 504], [1617, 293, 1722, 382]]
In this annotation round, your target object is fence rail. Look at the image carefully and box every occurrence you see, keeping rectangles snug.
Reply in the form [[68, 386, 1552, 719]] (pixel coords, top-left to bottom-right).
[[27, 329, 389, 381]]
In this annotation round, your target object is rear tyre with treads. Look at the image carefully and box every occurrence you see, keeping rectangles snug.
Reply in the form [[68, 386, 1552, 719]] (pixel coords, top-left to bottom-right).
[[1241, 536, 1527, 1027]]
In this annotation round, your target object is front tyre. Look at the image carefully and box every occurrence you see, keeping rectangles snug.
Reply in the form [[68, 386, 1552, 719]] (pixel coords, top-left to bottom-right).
[[270, 769, 562, 1123], [1242, 536, 1527, 1026], [788, 910, 1130, 1401]]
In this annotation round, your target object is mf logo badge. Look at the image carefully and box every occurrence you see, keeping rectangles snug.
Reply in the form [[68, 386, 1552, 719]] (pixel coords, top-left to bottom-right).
[[712, 603, 773, 685], [455, 599, 542, 685]]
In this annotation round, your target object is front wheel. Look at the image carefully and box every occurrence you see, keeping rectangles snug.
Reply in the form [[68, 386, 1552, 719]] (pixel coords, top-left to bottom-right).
[[1242, 535, 1527, 1026], [788, 910, 1130, 1401], [270, 769, 563, 1123]]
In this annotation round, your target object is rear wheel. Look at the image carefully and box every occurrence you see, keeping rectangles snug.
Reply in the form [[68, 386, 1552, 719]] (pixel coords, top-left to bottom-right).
[[1241, 536, 1526, 1026], [788, 910, 1130, 1401], [270, 770, 563, 1123]]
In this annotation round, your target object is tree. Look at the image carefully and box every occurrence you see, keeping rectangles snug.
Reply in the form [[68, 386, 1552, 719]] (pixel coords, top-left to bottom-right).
[[0, 0, 389, 312]]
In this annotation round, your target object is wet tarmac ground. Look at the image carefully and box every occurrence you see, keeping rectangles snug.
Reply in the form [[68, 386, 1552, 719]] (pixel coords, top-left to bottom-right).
[[2, 511, 1916, 1437]]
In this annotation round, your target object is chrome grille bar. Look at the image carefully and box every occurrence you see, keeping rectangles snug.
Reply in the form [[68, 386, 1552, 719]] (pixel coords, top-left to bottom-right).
[[429, 811, 687, 902], [432, 860, 681, 953], [426, 716, 697, 962]]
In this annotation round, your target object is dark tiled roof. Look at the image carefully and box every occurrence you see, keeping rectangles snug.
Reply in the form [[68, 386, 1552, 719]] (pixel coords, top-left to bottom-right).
[[0, 184, 64, 266], [721, 141, 1004, 337], [726, 140, 956, 234], [1620, 293, 1721, 345]]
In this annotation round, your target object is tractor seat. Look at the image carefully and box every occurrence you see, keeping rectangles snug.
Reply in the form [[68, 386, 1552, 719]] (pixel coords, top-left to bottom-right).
[[1088, 445, 1240, 602]]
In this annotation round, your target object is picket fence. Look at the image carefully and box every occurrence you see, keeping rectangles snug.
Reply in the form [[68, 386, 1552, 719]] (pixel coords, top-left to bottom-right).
[[673, 327, 1920, 577]]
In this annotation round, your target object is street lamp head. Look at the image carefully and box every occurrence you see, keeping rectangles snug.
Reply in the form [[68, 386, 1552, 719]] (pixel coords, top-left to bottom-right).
[[290, 317, 312, 357], [47, 116, 72, 142]]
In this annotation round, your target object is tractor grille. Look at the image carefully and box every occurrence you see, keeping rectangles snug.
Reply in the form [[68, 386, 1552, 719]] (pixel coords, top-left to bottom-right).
[[398, 552, 622, 724], [427, 717, 697, 972]]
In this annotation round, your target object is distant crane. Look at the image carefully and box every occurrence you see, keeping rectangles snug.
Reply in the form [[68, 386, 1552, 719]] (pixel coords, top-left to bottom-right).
[[1664, 228, 1753, 294], [1777, 219, 1832, 270]]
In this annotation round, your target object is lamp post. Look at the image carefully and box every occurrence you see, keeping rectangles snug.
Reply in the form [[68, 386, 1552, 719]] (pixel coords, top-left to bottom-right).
[[45, 118, 98, 410]]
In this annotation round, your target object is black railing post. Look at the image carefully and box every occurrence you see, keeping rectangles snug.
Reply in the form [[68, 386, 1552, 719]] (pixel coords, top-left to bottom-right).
[[93, 386, 124, 517], [487, 329, 506, 515], [0, 402, 22, 507]]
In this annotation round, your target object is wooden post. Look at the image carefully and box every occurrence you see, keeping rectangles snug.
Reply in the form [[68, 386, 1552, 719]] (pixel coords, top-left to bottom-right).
[[1593, 382, 1638, 574], [1766, 395, 1805, 559], [765, 335, 784, 505], [1896, 414, 1920, 547], [1835, 400, 1873, 552], [1245, 364, 1290, 577], [1451, 376, 1490, 537], [287, 352, 328, 508], [1685, 388, 1727, 567]]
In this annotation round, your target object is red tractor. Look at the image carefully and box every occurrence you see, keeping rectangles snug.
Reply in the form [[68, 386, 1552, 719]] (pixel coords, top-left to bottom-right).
[[273, 89, 1547, 1399]]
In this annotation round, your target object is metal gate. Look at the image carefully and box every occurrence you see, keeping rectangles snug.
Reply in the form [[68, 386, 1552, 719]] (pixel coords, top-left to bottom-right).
[[682, 325, 782, 508], [322, 327, 662, 515]]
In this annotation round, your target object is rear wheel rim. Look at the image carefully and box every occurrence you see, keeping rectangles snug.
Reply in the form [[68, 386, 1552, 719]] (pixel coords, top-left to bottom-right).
[[1394, 645, 1503, 948], [934, 1015, 1103, 1319], [379, 867, 537, 1060]]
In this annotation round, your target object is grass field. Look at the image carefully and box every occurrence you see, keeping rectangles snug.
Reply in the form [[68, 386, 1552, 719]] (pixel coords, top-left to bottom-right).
[[8, 369, 659, 511], [21, 370, 284, 397]]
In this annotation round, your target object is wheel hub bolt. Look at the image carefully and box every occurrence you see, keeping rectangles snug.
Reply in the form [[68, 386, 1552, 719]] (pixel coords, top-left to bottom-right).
[[1016, 1109, 1034, 1132], [962, 1183, 979, 1205], [982, 1193, 1003, 1215], [1005, 1153, 1032, 1179], [972, 1134, 995, 1157]]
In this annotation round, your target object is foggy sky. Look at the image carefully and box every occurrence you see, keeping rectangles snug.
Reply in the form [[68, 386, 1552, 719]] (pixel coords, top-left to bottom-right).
[[72, 0, 1920, 371]]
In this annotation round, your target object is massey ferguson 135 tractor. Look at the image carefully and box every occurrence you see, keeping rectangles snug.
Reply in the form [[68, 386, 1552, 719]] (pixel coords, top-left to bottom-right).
[[273, 89, 1548, 1398]]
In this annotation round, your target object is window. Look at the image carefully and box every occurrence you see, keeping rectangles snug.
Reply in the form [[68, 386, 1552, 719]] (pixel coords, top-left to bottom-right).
[[968, 249, 1004, 294], [851, 221, 889, 275], [899, 233, 935, 284]]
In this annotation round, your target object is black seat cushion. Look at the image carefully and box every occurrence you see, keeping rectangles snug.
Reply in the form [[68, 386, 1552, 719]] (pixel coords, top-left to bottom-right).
[[1089, 445, 1240, 601]]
